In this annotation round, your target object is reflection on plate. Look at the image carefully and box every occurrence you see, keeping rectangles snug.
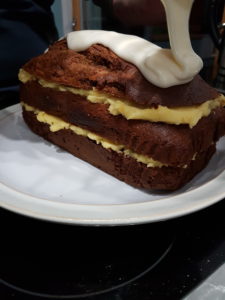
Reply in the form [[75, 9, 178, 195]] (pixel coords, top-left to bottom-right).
[[0, 104, 225, 225]]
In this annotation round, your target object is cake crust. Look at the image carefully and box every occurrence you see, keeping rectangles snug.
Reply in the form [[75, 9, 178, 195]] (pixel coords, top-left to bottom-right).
[[22, 39, 219, 108]]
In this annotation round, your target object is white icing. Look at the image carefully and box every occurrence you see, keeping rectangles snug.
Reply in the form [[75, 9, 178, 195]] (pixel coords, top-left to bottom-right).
[[67, 0, 203, 88]]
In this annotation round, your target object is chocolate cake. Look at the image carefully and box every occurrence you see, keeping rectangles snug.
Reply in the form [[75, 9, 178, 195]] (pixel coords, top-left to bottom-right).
[[19, 38, 225, 190]]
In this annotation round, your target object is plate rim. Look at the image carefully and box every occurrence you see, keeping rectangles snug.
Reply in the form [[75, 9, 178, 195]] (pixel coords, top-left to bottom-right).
[[0, 104, 225, 225]]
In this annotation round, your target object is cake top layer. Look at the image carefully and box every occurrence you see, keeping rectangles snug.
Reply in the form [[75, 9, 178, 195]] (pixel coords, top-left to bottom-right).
[[67, 29, 203, 88], [22, 38, 219, 108], [68, 0, 203, 88]]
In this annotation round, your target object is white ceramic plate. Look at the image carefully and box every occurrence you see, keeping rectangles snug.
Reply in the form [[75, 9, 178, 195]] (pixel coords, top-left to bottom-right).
[[0, 104, 225, 225]]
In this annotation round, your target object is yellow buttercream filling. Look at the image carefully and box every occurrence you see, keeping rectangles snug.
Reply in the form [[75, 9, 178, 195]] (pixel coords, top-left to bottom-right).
[[19, 69, 225, 128], [22, 102, 170, 168]]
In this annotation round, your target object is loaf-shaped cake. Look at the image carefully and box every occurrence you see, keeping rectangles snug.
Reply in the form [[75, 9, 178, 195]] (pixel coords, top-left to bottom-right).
[[18, 34, 225, 190]]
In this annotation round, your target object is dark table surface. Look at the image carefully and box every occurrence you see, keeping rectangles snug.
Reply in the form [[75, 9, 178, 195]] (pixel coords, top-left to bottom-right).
[[1, 197, 225, 300], [1, 97, 225, 300]]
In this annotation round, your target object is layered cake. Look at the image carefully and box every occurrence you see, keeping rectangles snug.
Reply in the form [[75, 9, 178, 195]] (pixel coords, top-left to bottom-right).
[[18, 31, 225, 190]]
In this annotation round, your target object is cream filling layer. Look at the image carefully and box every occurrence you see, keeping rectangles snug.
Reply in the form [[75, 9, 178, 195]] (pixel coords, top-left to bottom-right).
[[19, 69, 225, 128], [22, 101, 182, 168]]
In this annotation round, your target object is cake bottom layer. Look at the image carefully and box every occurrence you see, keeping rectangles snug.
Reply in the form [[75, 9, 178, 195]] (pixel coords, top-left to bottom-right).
[[23, 109, 216, 191]]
